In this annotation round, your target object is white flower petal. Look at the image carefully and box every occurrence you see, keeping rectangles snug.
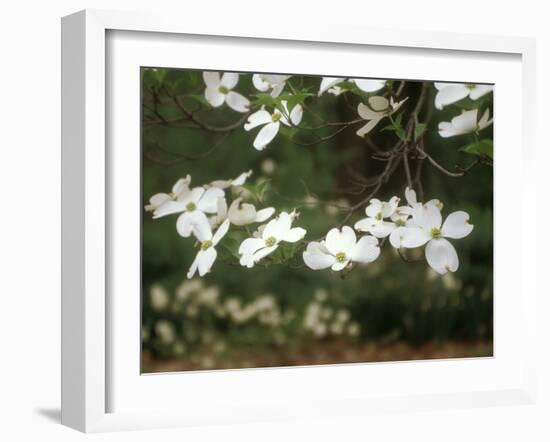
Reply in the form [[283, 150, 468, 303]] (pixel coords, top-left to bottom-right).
[[405, 187, 417, 206], [152, 201, 186, 219], [176, 210, 211, 239], [354, 79, 385, 93], [357, 102, 383, 120], [197, 248, 217, 277], [434, 84, 469, 109], [369, 221, 396, 238], [303, 242, 336, 270], [469, 84, 493, 101], [398, 227, 431, 248], [177, 187, 204, 205], [205, 87, 225, 107], [319, 77, 342, 95], [187, 254, 199, 279], [244, 110, 273, 131], [231, 170, 252, 186], [356, 119, 381, 137], [339, 226, 357, 253], [412, 204, 442, 230], [252, 74, 270, 91], [146, 193, 171, 212], [172, 175, 191, 195], [441, 211, 474, 239], [225, 91, 250, 113], [368, 96, 390, 112], [212, 219, 230, 245], [228, 198, 258, 226], [197, 187, 225, 214], [203, 71, 220, 89], [478, 108, 493, 130], [282, 227, 306, 243], [354, 217, 378, 232], [238, 237, 265, 256], [289, 104, 303, 125], [220, 72, 239, 90], [425, 238, 459, 275], [253, 245, 278, 262], [331, 260, 349, 271], [253, 122, 279, 150], [365, 199, 383, 218], [254, 207, 275, 223], [350, 235, 380, 263], [325, 228, 342, 255], [452, 109, 479, 133]]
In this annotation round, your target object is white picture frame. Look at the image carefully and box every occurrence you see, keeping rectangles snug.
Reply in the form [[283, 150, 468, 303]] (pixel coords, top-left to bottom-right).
[[61, 9, 537, 433]]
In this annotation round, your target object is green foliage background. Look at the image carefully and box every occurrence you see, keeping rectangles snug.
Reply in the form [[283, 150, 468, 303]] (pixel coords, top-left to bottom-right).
[[141, 68, 493, 371]]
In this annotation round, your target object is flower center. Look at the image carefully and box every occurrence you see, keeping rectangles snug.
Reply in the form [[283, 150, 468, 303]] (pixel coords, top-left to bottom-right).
[[265, 236, 277, 247], [376, 212, 383, 221], [335, 252, 347, 263], [186, 202, 197, 211], [465, 83, 476, 90], [218, 85, 230, 94], [430, 227, 442, 239], [271, 112, 282, 122], [395, 219, 406, 227], [200, 240, 213, 251]]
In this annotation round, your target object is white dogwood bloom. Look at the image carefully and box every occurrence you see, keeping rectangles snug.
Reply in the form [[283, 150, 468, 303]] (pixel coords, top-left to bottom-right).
[[244, 101, 303, 150], [434, 82, 493, 110], [318, 77, 386, 96], [203, 72, 250, 113], [208, 170, 252, 189], [227, 197, 275, 226], [239, 211, 306, 268], [151, 186, 224, 239], [354, 197, 400, 238], [438, 108, 492, 138], [394, 205, 474, 274], [145, 175, 191, 214], [303, 227, 380, 271], [389, 187, 444, 248], [187, 219, 230, 278], [252, 74, 290, 97], [356, 96, 407, 137]]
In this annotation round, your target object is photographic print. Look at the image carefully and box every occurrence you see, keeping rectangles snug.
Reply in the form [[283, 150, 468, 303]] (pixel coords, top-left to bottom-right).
[[141, 69, 493, 373]]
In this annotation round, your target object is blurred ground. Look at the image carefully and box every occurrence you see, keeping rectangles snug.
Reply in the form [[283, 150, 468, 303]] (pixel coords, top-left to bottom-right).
[[143, 339, 492, 373]]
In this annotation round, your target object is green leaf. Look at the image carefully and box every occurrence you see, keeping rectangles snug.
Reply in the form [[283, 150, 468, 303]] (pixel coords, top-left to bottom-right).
[[461, 139, 493, 159], [414, 123, 427, 141], [251, 93, 277, 108]]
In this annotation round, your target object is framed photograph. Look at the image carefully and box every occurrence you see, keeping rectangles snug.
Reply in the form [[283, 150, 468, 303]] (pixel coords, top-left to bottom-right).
[[61, 9, 537, 432]]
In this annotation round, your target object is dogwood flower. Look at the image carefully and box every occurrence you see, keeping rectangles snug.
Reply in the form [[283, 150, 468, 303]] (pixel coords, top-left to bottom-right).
[[303, 227, 380, 271], [238, 211, 306, 268], [389, 187, 443, 248], [356, 96, 407, 137], [207, 170, 252, 189], [434, 82, 493, 110], [145, 175, 191, 214], [438, 108, 492, 138], [226, 197, 275, 226], [354, 197, 401, 238], [203, 72, 250, 113], [394, 205, 474, 274], [187, 219, 230, 278], [318, 77, 386, 96], [151, 186, 224, 239], [252, 74, 290, 97], [244, 101, 303, 150]]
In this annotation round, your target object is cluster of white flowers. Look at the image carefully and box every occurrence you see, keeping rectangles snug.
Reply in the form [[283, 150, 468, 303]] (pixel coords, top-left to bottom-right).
[[434, 83, 493, 138], [303, 187, 473, 275], [146, 172, 309, 277], [145, 171, 292, 278]]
